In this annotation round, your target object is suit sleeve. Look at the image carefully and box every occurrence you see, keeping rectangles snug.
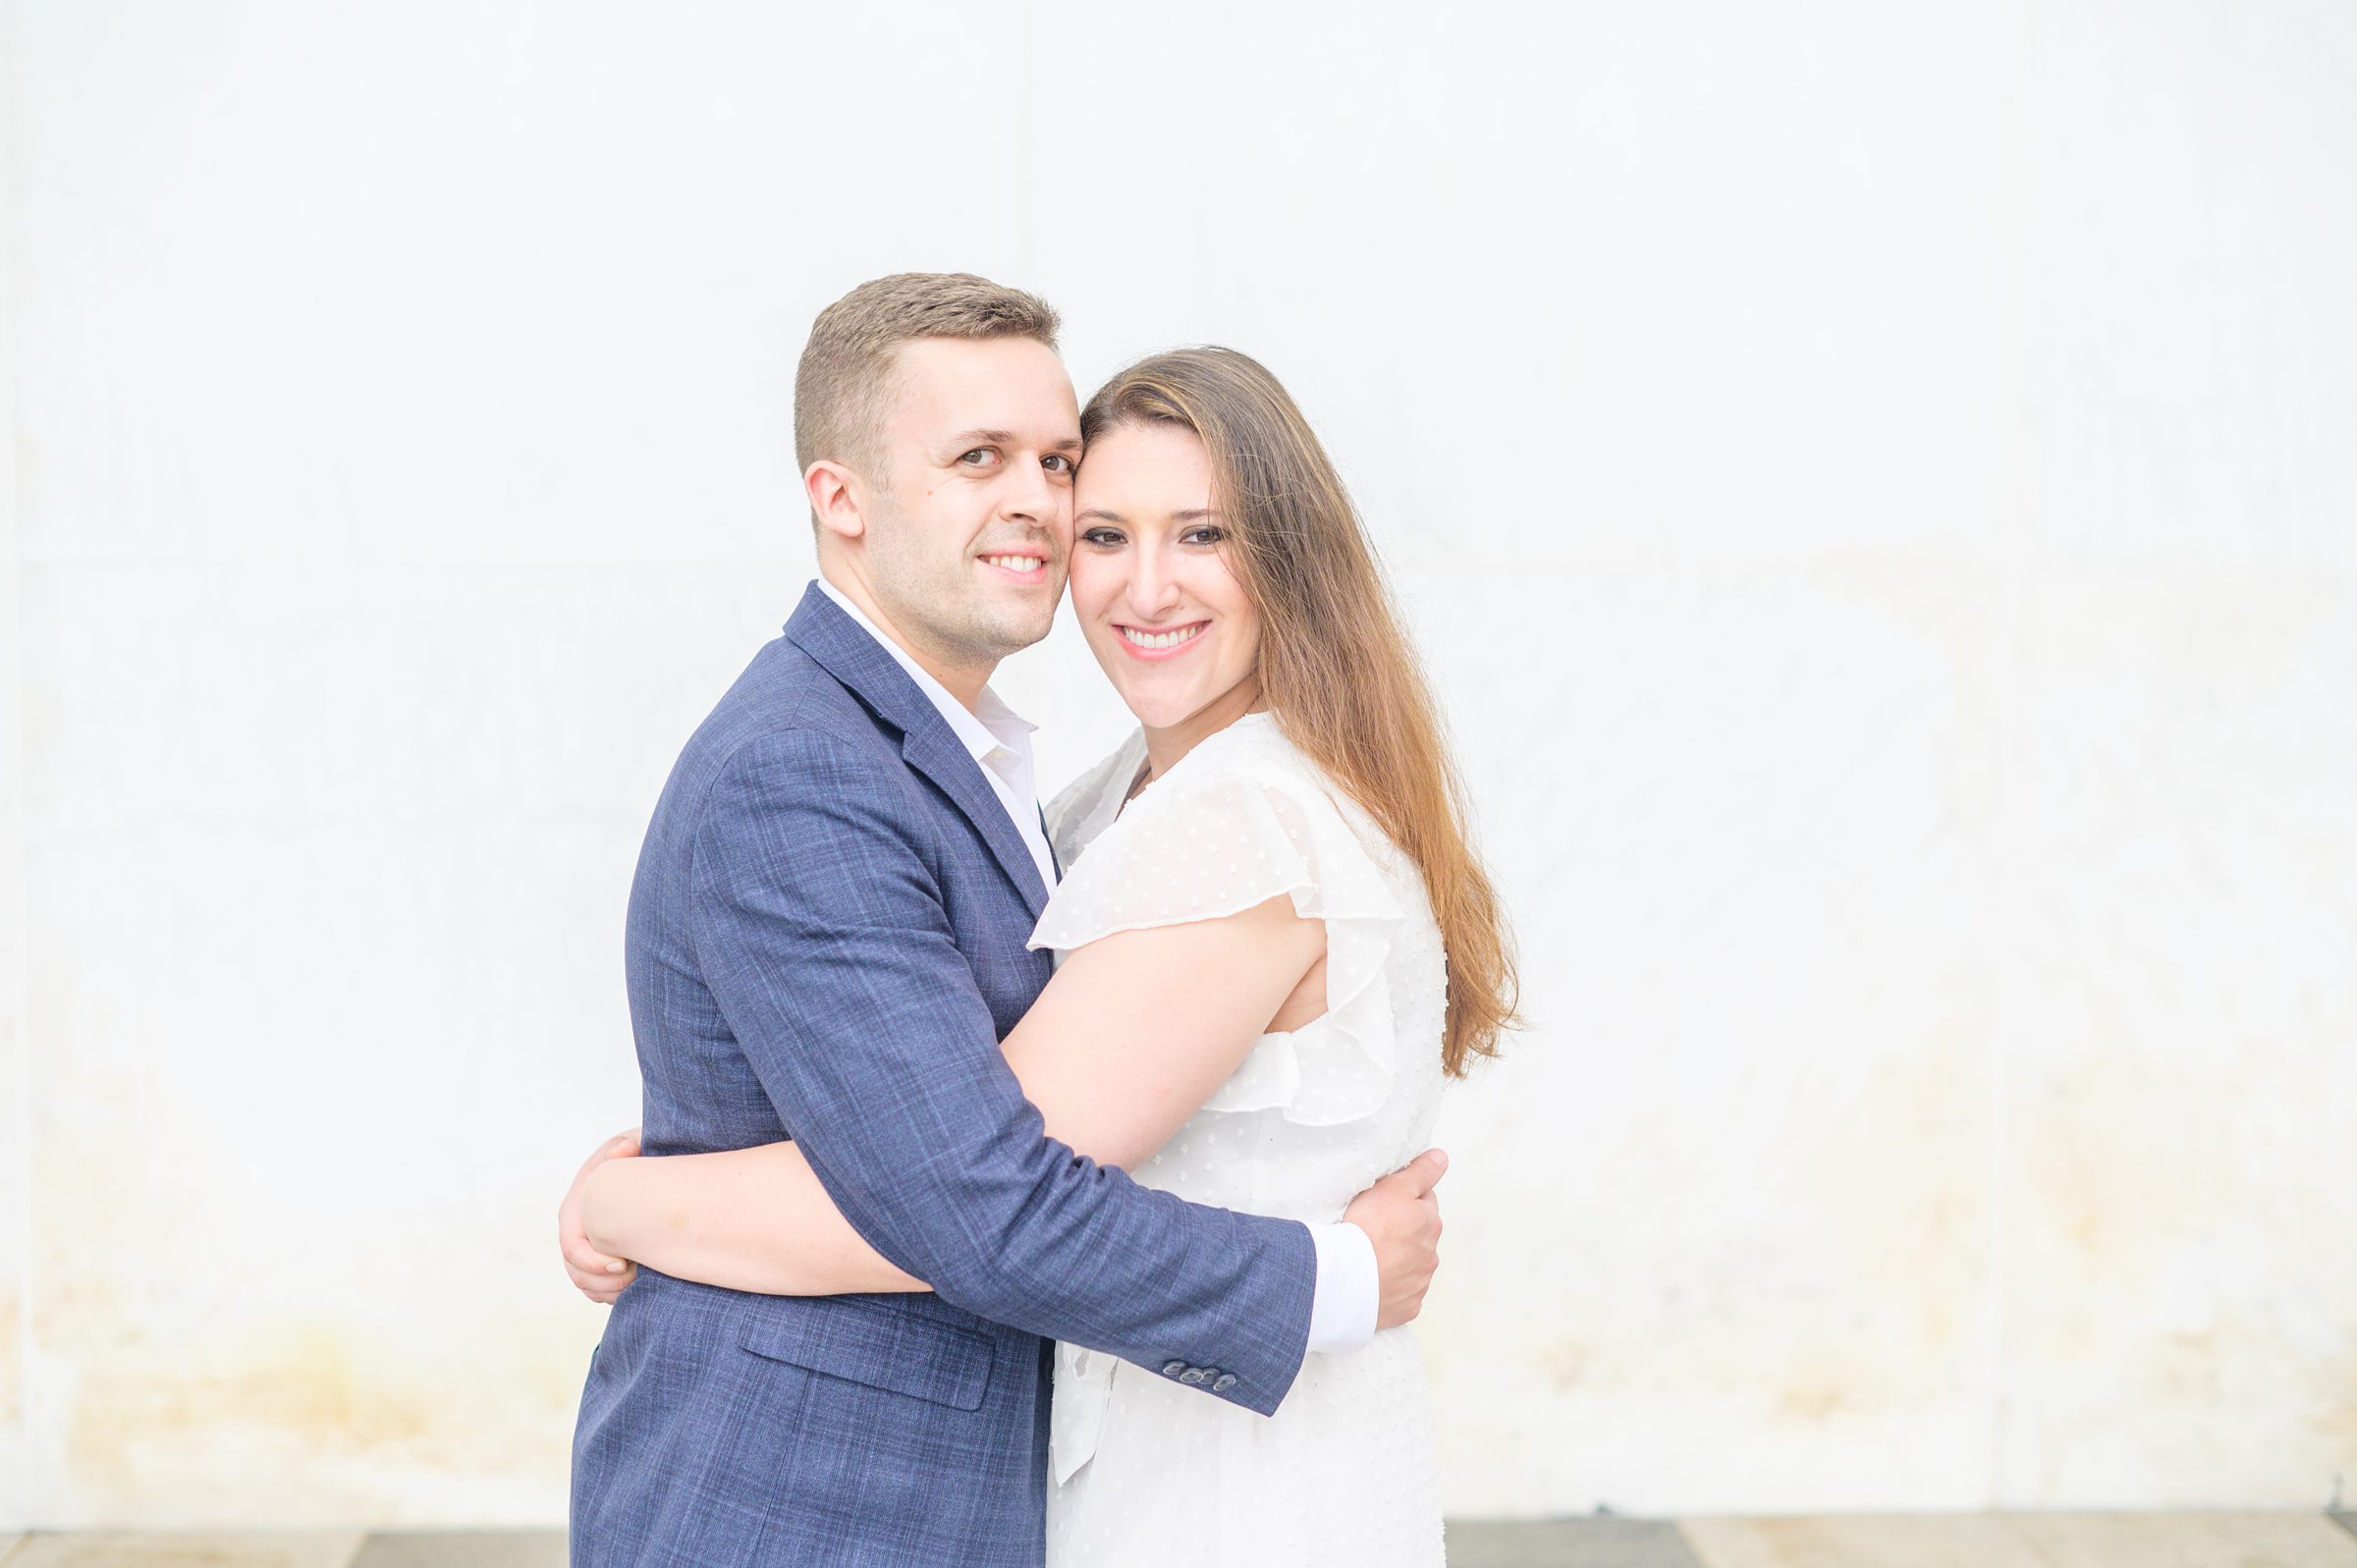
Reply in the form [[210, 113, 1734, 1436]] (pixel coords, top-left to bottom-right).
[[685, 728, 1317, 1416]]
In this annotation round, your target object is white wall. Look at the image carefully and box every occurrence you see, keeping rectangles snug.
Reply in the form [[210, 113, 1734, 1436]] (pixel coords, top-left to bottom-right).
[[3, 0, 31, 1519], [5, 0, 2354, 1528]]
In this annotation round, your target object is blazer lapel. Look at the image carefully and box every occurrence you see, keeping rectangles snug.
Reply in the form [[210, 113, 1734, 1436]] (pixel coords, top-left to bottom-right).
[[784, 584, 1053, 922], [1039, 805, 1062, 881]]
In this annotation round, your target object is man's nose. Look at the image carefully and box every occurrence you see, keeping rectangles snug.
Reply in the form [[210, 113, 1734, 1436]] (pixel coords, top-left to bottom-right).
[[1000, 457, 1059, 527]]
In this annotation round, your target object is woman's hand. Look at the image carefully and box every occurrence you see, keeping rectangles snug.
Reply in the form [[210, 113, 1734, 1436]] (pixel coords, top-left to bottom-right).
[[560, 1128, 642, 1305]]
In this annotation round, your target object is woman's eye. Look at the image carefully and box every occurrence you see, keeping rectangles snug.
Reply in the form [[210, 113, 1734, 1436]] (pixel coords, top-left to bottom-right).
[[1080, 528, 1124, 547], [1184, 526, 1227, 546]]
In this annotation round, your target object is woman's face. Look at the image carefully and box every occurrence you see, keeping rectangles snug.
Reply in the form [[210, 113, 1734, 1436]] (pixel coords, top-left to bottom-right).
[[1068, 421, 1262, 734]]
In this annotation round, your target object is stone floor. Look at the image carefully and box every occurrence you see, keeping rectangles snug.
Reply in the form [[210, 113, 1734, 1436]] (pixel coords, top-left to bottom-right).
[[1, 1516, 2352, 1566]]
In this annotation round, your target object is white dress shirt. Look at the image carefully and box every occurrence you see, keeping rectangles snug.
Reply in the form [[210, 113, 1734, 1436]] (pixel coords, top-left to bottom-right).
[[813, 576, 1380, 1354], [817, 576, 1057, 891]]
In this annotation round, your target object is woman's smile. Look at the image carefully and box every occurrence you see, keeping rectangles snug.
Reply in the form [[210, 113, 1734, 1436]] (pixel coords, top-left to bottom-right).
[[1115, 621, 1209, 658]]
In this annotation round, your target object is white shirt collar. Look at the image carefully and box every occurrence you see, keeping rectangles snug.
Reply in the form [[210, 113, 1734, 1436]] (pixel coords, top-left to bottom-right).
[[814, 576, 1037, 763]]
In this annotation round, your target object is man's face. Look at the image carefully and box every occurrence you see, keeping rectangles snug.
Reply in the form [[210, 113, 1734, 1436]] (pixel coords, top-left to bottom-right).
[[858, 336, 1082, 672]]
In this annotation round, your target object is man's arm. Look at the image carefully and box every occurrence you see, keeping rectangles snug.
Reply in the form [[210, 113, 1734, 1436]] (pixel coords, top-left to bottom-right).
[[686, 727, 1314, 1413]]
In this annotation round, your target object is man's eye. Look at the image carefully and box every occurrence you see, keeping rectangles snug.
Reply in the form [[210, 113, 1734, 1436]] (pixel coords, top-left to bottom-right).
[[1043, 455, 1075, 474], [960, 448, 998, 466]]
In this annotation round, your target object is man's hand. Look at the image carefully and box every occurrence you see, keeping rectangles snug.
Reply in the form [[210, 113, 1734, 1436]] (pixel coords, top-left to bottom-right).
[[1343, 1148, 1448, 1329], [560, 1128, 642, 1305]]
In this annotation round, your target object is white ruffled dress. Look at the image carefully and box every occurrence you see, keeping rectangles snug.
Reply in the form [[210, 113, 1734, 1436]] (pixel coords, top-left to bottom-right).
[[1032, 712, 1449, 1568]]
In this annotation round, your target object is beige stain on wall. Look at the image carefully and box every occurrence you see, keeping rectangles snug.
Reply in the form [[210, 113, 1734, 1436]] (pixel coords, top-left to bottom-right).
[[33, 1104, 604, 1524], [0, 1293, 22, 1428], [1428, 979, 2012, 1515], [1753, 1037, 1997, 1428], [2002, 1039, 2357, 1499], [56, 1305, 600, 1524], [2309, 1349, 2357, 1486]]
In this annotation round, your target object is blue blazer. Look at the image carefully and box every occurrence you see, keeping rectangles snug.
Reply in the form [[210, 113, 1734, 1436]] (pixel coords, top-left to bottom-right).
[[571, 585, 1318, 1567]]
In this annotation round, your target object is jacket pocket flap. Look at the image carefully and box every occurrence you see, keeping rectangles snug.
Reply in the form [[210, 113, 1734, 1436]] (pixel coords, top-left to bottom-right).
[[740, 1302, 994, 1412]]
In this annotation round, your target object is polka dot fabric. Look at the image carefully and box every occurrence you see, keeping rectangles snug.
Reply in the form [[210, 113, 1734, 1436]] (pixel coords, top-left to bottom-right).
[[1030, 713, 1449, 1567]]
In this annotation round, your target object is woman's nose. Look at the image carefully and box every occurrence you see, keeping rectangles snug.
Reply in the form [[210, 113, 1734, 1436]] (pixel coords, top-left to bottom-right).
[[1125, 551, 1180, 615]]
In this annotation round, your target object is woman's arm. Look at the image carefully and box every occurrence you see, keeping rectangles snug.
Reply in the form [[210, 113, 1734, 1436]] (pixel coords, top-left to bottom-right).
[[575, 892, 1325, 1297], [1000, 892, 1328, 1166], [582, 1137, 927, 1295]]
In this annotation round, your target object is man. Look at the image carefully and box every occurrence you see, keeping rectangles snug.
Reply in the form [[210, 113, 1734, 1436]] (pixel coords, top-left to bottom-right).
[[563, 274, 1445, 1566]]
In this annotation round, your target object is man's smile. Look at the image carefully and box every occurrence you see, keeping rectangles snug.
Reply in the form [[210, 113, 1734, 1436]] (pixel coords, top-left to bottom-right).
[[978, 551, 1051, 582]]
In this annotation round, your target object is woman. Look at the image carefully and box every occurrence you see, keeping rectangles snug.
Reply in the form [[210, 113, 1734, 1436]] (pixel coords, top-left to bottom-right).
[[565, 348, 1516, 1565]]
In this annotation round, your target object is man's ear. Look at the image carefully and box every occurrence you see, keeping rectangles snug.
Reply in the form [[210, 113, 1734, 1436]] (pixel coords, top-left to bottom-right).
[[805, 459, 866, 542]]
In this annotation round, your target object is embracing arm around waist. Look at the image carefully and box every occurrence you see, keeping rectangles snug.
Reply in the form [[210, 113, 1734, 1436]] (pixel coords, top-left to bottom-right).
[[583, 891, 1325, 1297], [595, 727, 1335, 1415]]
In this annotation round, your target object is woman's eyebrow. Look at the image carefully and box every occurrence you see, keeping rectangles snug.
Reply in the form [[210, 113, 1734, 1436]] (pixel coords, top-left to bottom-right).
[[1075, 507, 1226, 525]]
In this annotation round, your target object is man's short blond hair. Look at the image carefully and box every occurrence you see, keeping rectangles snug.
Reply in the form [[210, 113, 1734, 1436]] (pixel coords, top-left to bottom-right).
[[794, 273, 1063, 487]]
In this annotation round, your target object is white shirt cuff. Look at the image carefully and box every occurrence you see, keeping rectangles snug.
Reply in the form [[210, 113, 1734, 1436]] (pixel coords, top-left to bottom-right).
[[1303, 1220, 1380, 1353]]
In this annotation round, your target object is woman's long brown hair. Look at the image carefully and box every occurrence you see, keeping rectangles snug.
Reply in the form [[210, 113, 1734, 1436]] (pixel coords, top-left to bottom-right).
[[1081, 348, 1518, 1076]]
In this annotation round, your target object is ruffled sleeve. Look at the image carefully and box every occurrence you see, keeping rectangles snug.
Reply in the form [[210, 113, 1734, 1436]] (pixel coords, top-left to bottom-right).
[[1028, 729, 1414, 1127]]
